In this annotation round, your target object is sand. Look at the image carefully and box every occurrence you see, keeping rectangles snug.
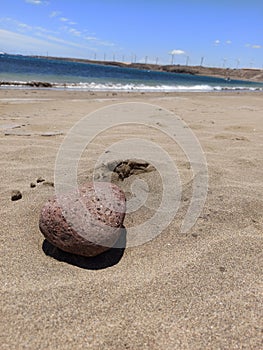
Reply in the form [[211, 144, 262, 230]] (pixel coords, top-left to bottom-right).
[[1, 89, 263, 349]]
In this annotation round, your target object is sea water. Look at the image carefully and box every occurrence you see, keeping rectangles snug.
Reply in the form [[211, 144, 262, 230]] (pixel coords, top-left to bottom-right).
[[0, 54, 262, 92]]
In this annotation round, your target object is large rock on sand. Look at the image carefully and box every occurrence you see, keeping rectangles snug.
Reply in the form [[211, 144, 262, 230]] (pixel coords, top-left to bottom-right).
[[39, 182, 126, 257]]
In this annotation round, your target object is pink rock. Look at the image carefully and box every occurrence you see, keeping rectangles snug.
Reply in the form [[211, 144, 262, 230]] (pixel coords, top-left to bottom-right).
[[39, 182, 126, 257]]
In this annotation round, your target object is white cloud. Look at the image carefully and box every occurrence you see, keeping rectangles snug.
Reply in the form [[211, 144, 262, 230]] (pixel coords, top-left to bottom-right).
[[35, 32, 93, 49], [226, 40, 232, 44], [50, 13, 76, 25], [0, 18, 32, 33], [35, 26, 57, 34], [69, 28, 81, 37], [0, 29, 65, 53], [83, 34, 115, 47], [214, 40, 220, 45], [0, 26, 94, 54], [245, 43, 261, 49], [0, 17, 17, 25], [3, 11, 115, 49], [49, 11, 61, 18], [18, 23, 32, 30], [170, 49, 186, 55], [25, 0, 48, 5], [0, 17, 57, 35], [0, 16, 117, 54], [97, 40, 115, 47], [84, 36, 97, 41]]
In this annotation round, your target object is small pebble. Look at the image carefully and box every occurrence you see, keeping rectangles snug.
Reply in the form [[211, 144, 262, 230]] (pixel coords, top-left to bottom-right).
[[11, 190, 22, 201], [36, 177, 45, 183], [40, 131, 63, 137], [30, 182, 36, 188], [42, 181, 54, 187]]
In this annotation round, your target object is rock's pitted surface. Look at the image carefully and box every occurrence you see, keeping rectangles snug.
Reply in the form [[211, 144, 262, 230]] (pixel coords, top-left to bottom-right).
[[39, 182, 126, 257]]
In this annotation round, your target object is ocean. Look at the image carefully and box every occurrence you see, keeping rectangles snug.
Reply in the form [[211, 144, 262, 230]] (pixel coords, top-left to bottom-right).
[[0, 53, 263, 92]]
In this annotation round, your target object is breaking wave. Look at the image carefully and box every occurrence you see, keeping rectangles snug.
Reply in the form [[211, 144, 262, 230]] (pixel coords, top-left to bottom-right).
[[0, 80, 262, 92]]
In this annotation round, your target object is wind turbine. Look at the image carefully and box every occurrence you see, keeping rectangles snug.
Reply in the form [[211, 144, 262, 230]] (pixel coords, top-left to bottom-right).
[[131, 54, 136, 63]]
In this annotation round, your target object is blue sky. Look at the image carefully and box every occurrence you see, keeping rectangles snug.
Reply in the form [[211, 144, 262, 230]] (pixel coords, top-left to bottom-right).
[[0, 0, 262, 68]]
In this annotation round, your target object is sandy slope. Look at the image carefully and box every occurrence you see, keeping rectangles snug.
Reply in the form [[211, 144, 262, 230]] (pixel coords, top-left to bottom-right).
[[1, 89, 263, 349]]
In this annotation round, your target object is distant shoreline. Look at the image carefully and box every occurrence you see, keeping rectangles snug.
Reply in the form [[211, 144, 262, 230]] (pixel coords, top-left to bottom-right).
[[1, 53, 262, 91], [31, 54, 263, 83]]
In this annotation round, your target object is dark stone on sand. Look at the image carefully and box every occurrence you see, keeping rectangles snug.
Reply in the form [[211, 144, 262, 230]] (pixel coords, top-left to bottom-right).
[[113, 160, 153, 180], [39, 182, 126, 257], [42, 181, 54, 187], [30, 81, 53, 88], [40, 131, 64, 137], [36, 177, 45, 183], [4, 131, 32, 136], [11, 190, 22, 201], [0, 81, 53, 88], [95, 159, 155, 181], [30, 182, 36, 188], [219, 266, 226, 272]]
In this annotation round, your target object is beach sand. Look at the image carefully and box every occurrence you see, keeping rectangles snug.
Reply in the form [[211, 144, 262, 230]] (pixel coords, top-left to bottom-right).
[[1, 89, 263, 349]]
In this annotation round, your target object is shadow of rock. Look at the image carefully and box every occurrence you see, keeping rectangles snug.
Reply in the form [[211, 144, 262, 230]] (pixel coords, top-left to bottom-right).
[[42, 228, 127, 270]]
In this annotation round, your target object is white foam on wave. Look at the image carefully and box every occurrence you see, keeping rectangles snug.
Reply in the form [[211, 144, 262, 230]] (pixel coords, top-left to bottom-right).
[[0, 80, 262, 92], [56, 82, 263, 92], [55, 82, 215, 92]]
